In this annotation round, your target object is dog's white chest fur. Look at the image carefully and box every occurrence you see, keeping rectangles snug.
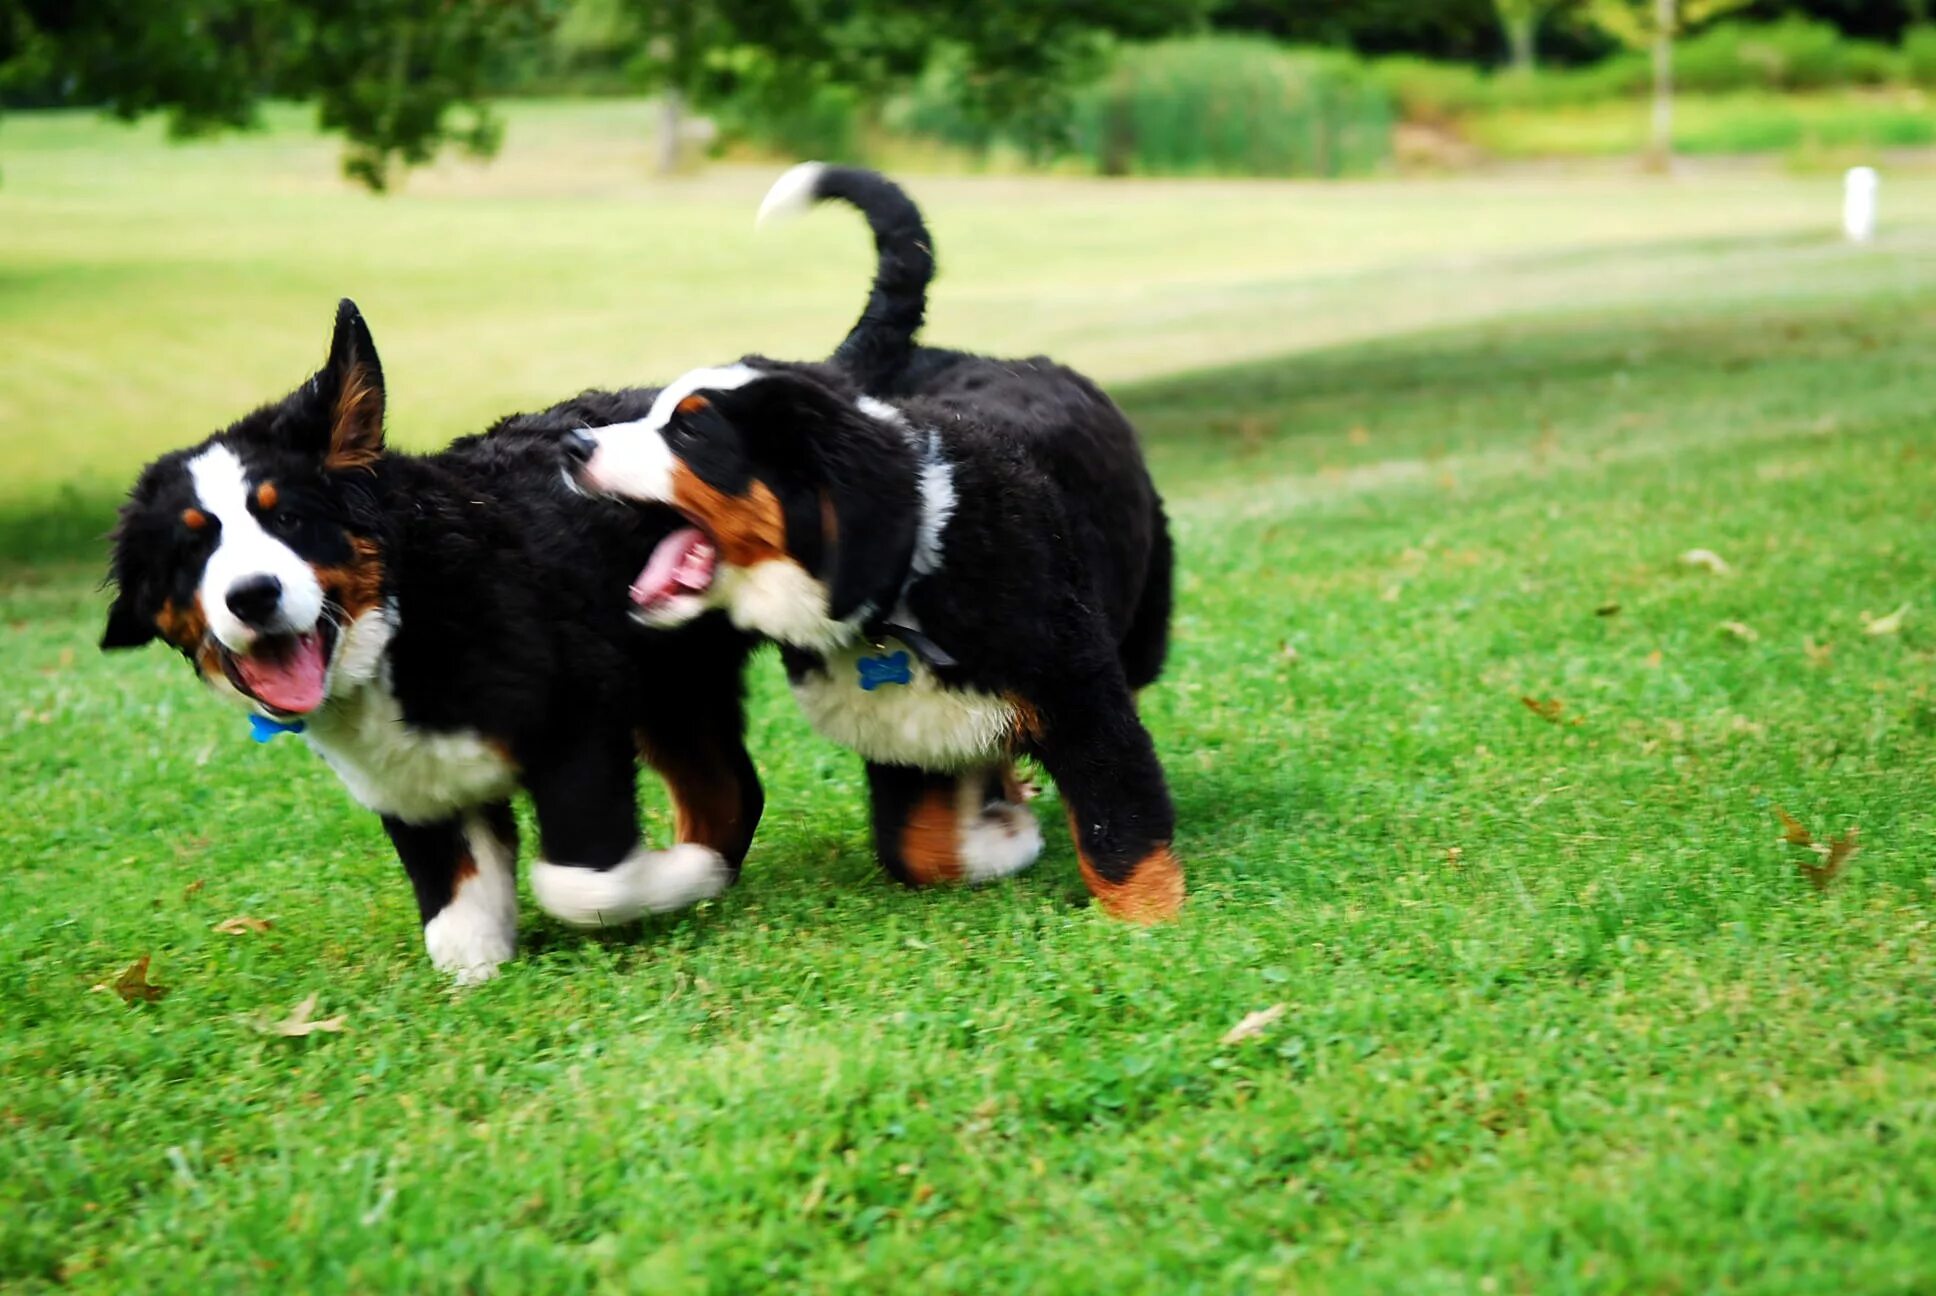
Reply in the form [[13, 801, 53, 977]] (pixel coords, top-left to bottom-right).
[[299, 609, 516, 823], [792, 644, 1016, 770]]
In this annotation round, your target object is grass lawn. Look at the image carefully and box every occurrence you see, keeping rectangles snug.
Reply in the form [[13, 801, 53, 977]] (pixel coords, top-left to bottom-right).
[[4, 103, 1936, 1291], [1466, 89, 1936, 161]]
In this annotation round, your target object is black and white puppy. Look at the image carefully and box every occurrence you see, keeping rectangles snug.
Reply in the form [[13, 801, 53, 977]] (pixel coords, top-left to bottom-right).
[[101, 303, 764, 981], [566, 166, 1183, 921]]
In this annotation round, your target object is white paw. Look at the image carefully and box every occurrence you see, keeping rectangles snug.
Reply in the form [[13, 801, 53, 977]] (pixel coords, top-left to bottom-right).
[[423, 902, 516, 985], [959, 800, 1044, 883], [530, 843, 732, 929]]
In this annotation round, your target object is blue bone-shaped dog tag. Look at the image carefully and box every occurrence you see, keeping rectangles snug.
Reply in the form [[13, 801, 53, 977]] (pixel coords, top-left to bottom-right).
[[248, 714, 307, 744], [857, 650, 913, 691]]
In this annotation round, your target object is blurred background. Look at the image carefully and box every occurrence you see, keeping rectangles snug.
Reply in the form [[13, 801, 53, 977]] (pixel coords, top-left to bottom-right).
[[1, 0, 1931, 558]]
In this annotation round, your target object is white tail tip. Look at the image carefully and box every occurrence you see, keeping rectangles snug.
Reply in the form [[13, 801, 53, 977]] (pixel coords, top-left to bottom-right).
[[756, 161, 827, 229]]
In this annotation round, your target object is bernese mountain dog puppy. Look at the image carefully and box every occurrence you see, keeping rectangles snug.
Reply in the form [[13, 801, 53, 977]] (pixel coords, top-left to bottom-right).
[[100, 302, 765, 982], [564, 165, 1183, 922]]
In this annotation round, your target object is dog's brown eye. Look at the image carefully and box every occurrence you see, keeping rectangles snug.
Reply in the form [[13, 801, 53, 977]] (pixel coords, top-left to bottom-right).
[[181, 508, 207, 531], [255, 482, 279, 510]]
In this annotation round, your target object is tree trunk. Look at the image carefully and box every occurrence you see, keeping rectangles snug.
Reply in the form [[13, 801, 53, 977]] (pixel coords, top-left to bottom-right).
[[1646, 0, 1674, 172], [1506, 13, 1538, 73], [654, 89, 683, 175]]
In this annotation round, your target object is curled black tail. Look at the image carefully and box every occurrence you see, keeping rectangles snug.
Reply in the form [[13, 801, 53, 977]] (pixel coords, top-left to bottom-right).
[[757, 162, 933, 393]]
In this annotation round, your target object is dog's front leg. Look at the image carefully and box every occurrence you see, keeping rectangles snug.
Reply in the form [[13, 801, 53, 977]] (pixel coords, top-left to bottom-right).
[[383, 803, 519, 985]]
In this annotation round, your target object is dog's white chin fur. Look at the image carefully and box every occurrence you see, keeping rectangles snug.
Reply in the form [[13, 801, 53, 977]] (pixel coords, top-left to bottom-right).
[[720, 559, 853, 654], [530, 843, 731, 928]]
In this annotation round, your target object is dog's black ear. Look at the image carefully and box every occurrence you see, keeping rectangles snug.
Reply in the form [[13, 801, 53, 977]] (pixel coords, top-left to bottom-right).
[[312, 298, 386, 472], [813, 409, 922, 624], [100, 587, 155, 651]]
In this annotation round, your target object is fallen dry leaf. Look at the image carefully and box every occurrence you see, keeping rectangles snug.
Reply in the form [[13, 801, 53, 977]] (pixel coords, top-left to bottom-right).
[[93, 955, 167, 1004], [258, 993, 347, 1037], [1347, 425, 1371, 446], [1801, 829, 1861, 892], [1680, 548, 1731, 575], [212, 916, 272, 935], [1520, 696, 1565, 724], [182, 879, 206, 899], [1719, 620, 1760, 643], [1863, 604, 1911, 637], [1644, 650, 1664, 670], [1445, 846, 1464, 866], [1220, 1003, 1287, 1046], [1803, 637, 1832, 667], [1774, 810, 1860, 891], [1774, 807, 1814, 847]]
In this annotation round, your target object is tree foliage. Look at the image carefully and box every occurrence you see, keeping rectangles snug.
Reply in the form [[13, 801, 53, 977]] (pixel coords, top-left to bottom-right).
[[0, 0, 539, 189]]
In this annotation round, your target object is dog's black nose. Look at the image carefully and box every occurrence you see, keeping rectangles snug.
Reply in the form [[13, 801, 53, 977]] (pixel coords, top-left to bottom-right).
[[560, 430, 597, 466], [226, 574, 283, 627]]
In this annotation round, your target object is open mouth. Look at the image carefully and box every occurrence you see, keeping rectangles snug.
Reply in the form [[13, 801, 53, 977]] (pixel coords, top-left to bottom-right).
[[629, 526, 717, 615], [220, 623, 337, 717]]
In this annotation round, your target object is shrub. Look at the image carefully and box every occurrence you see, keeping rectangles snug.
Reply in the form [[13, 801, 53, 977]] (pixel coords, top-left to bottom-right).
[[1905, 26, 1936, 88], [1369, 56, 1490, 125], [1672, 19, 1903, 93], [1065, 37, 1392, 178]]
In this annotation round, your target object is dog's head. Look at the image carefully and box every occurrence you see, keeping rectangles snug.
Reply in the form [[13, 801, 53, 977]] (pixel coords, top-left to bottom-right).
[[101, 299, 391, 718], [565, 361, 925, 651]]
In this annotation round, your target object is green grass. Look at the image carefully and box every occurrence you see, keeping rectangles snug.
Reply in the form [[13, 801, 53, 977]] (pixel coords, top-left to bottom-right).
[[1468, 89, 1936, 160], [6, 103, 1936, 1291]]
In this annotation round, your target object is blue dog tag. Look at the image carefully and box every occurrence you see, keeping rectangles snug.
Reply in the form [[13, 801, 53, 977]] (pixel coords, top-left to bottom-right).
[[248, 714, 307, 744], [857, 650, 913, 691]]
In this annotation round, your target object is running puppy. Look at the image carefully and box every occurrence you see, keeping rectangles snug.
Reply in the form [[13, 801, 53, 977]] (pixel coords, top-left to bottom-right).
[[101, 302, 763, 982], [565, 165, 1181, 920]]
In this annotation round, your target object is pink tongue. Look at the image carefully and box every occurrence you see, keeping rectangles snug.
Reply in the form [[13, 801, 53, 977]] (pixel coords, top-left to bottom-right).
[[235, 633, 328, 715], [630, 528, 716, 608]]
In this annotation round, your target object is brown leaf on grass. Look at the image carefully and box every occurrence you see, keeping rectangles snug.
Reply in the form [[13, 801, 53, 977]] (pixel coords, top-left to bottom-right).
[[1680, 548, 1731, 575], [93, 955, 167, 1004], [1863, 604, 1911, 637], [1644, 650, 1664, 670], [182, 879, 206, 899], [257, 993, 347, 1037], [1803, 637, 1832, 667], [1347, 425, 1371, 446], [1220, 1003, 1287, 1046], [1520, 696, 1565, 724], [1774, 810, 1861, 891], [1801, 829, 1861, 892], [1774, 807, 1814, 847], [212, 916, 272, 935], [1719, 620, 1760, 643]]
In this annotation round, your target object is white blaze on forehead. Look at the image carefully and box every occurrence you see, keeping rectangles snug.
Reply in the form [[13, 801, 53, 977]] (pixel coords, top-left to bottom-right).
[[580, 363, 764, 504], [187, 443, 325, 651], [644, 363, 763, 431]]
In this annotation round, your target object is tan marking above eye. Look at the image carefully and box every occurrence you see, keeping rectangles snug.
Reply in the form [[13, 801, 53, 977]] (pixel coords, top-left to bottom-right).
[[676, 394, 710, 415], [255, 482, 279, 510], [181, 508, 207, 531]]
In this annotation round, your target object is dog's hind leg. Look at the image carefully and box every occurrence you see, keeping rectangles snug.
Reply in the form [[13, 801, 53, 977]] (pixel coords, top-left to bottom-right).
[[384, 802, 519, 985], [1021, 659, 1183, 923], [866, 760, 1043, 888], [526, 727, 732, 928]]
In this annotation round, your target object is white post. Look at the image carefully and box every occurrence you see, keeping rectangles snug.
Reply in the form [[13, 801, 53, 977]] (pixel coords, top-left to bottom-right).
[[1844, 167, 1878, 244]]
